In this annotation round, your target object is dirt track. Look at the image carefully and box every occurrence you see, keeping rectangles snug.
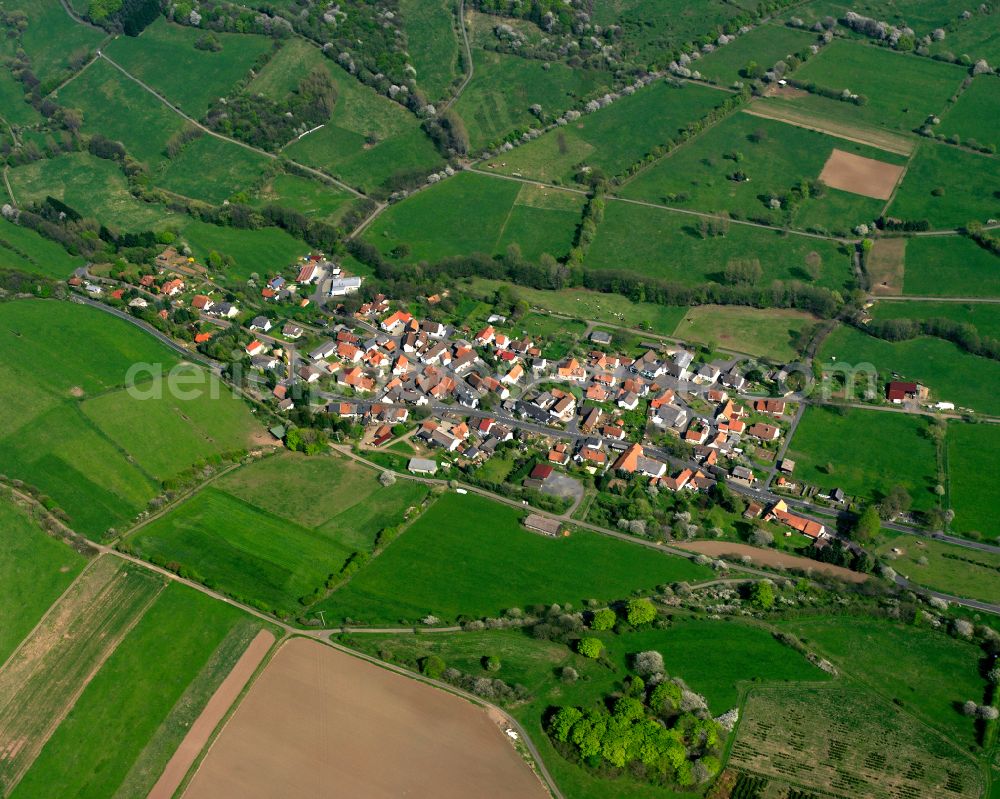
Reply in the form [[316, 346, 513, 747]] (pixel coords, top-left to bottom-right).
[[148, 630, 275, 799], [182, 637, 549, 799], [676, 541, 869, 583], [743, 104, 914, 156], [818, 149, 905, 200]]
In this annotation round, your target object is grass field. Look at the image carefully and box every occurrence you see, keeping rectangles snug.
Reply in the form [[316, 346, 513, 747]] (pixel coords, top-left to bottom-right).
[[902, 235, 1000, 297], [5, 0, 103, 86], [283, 60, 443, 194], [820, 323, 1000, 415], [315, 492, 714, 624], [453, 48, 612, 151], [696, 25, 819, 85], [127, 452, 426, 615], [0, 70, 42, 127], [785, 405, 938, 509], [179, 219, 311, 283], [939, 75, 1000, 152], [870, 299, 1000, 340], [249, 173, 358, 225], [887, 141, 1000, 228], [731, 684, 981, 799], [401, 0, 461, 102], [105, 18, 274, 117], [0, 219, 85, 279], [245, 39, 321, 101], [487, 80, 728, 185], [878, 532, 1000, 603], [366, 171, 585, 263], [672, 305, 817, 361], [929, 15, 1000, 64], [56, 59, 185, 167], [778, 615, 986, 749], [0, 556, 165, 795], [158, 135, 271, 204], [0, 497, 85, 664], [9, 581, 249, 799], [586, 200, 855, 290], [621, 112, 906, 234], [947, 422, 1000, 540], [8, 152, 181, 232], [789, 39, 967, 131]]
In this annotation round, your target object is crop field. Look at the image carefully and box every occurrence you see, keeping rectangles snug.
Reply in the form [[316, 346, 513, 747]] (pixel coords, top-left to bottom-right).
[[284, 63, 443, 194], [315, 492, 714, 624], [157, 135, 271, 204], [487, 79, 728, 185], [696, 25, 819, 85], [8, 152, 182, 232], [56, 59, 185, 168], [901, 236, 1000, 298], [888, 142, 1000, 228], [365, 171, 585, 263], [453, 48, 612, 151], [730, 685, 981, 799], [10, 582, 251, 799], [104, 18, 274, 117], [0, 557, 164, 795], [939, 75, 1000, 152], [820, 323, 1000, 415], [586, 201, 855, 290], [5, 0, 103, 86], [80, 370, 261, 482], [871, 299, 1000, 340], [785, 405, 938, 509], [250, 173, 358, 225], [789, 39, 967, 131], [179, 219, 311, 283], [777, 615, 986, 748], [672, 305, 817, 361], [878, 532, 1000, 603], [0, 497, 85, 664], [183, 637, 549, 799], [0, 219, 85, 279], [947, 422, 1000, 540], [621, 112, 906, 234], [401, 0, 461, 102]]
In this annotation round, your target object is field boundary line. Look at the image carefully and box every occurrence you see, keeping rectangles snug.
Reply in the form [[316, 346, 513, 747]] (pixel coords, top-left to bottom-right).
[[46, 52, 100, 98], [879, 147, 916, 217], [741, 104, 914, 156], [0, 572, 167, 795]]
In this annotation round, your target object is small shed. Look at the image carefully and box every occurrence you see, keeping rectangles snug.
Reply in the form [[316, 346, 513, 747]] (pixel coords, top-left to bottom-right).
[[524, 514, 562, 537]]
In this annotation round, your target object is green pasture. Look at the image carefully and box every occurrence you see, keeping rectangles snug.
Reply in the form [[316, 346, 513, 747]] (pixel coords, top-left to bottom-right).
[[105, 18, 274, 117], [246, 38, 323, 101], [785, 405, 938, 509], [947, 422, 1000, 540], [696, 25, 819, 85], [820, 323, 1000, 415], [621, 112, 905, 234], [929, 15, 1000, 64], [179, 219, 310, 283], [0, 497, 85, 664], [56, 59, 185, 167], [902, 235, 1000, 297], [790, 39, 967, 131], [0, 219, 85, 279], [489, 79, 728, 184], [0, 70, 42, 127], [401, 0, 461, 101], [316, 492, 714, 624], [6, 0, 103, 86], [672, 305, 817, 361], [453, 48, 612, 151], [250, 173, 357, 224], [365, 171, 584, 263], [158, 135, 271, 204], [877, 532, 1000, 603], [939, 75, 1000, 152], [8, 152, 180, 232], [870, 299, 1000, 339], [888, 142, 1000, 228], [586, 200, 855, 290]]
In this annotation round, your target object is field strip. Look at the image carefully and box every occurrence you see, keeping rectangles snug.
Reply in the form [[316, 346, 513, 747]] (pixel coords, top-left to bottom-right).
[[742, 104, 915, 156], [674, 541, 869, 582], [0, 557, 165, 795], [147, 629, 276, 799]]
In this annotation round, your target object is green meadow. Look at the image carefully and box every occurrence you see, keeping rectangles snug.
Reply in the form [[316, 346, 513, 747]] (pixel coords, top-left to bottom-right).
[[938, 75, 1000, 152], [870, 299, 1000, 340], [877, 532, 1000, 602], [179, 219, 311, 283], [901, 236, 1000, 298], [696, 25, 819, 85], [158, 135, 271, 204], [673, 305, 817, 361], [401, 0, 462, 101], [947, 422, 1000, 540], [250, 173, 358, 225], [5, 0, 104, 86], [0, 219, 85, 279]]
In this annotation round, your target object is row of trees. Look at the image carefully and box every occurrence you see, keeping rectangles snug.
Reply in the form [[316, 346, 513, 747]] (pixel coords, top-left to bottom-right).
[[864, 316, 1000, 362]]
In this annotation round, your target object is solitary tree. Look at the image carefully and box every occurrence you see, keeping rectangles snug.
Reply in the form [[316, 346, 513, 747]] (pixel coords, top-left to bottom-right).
[[625, 598, 657, 626], [853, 505, 881, 544], [749, 580, 775, 610], [634, 650, 665, 676], [577, 637, 604, 659], [591, 607, 617, 631]]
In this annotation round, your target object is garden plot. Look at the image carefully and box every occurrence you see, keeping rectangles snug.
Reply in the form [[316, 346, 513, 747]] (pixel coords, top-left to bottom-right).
[[818, 148, 905, 200]]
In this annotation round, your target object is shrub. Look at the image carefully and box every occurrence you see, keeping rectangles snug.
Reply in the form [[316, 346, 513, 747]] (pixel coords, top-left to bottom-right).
[[577, 637, 603, 658]]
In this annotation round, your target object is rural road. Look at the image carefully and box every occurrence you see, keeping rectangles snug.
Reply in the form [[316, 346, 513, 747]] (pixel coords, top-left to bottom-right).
[[439, 0, 473, 114]]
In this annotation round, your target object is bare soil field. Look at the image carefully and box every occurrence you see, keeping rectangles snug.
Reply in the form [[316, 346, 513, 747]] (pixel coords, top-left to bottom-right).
[[743, 103, 914, 156], [867, 237, 907, 295], [148, 630, 276, 799], [818, 149, 906, 200], [182, 637, 549, 799], [0, 557, 164, 794], [677, 541, 869, 583]]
